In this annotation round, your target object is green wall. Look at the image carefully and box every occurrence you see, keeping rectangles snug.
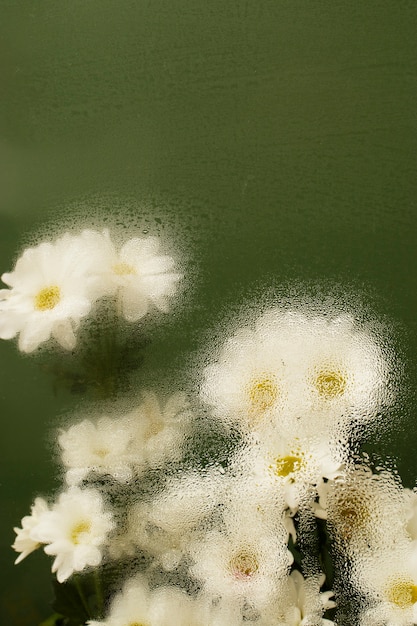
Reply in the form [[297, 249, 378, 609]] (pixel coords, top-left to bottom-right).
[[1, 2, 416, 623]]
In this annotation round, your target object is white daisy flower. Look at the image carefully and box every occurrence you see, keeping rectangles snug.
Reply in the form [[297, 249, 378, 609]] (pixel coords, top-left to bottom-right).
[[260, 570, 336, 626], [108, 503, 192, 569], [0, 233, 104, 352], [354, 543, 417, 626], [30, 487, 115, 582], [188, 521, 292, 610], [201, 322, 291, 431], [12, 497, 49, 564], [58, 415, 137, 485], [221, 461, 293, 540], [405, 488, 417, 541], [190, 596, 251, 626], [79, 229, 182, 322], [288, 311, 391, 433], [120, 467, 226, 568], [233, 434, 343, 513], [144, 468, 227, 534], [201, 309, 390, 434], [87, 575, 201, 626], [128, 391, 192, 472], [317, 466, 410, 555], [60, 392, 192, 487]]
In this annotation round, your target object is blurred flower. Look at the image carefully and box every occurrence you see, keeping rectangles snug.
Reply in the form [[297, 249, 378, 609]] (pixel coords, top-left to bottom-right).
[[318, 465, 410, 555], [290, 311, 390, 433], [355, 543, 417, 626], [119, 467, 227, 568], [0, 233, 104, 352], [128, 391, 192, 472], [188, 520, 292, 610], [201, 322, 290, 430], [59, 392, 191, 488], [404, 488, 417, 541], [79, 229, 182, 321], [201, 310, 390, 435], [30, 487, 114, 582], [58, 415, 136, 485], [144, 467, 226, 533], [12, 497, 49, 564], [233, 434, 343, 513], [87, 575, 200, 626], [221, 464, 294, 540], [260, 570, 336, 626]]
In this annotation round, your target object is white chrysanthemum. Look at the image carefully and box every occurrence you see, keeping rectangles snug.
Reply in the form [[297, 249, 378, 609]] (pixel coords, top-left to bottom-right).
[[107, 503, 190, 569], [30, 487, 115, 582], [201, 310, 389, 434], [404, 488, 417, 541], [117, 467, 227, 568], [201, 323, 291, 430], [144, 468, 227, 534], [128, 391, 192, 471], [12, 497, 49, 564], [60, 392, 192, 487], [221, 463, 294, 540], [317, 466, 410, 555], [58, 415, 136, 485], [0, 233, 104, 352], [190, 596, 252, 626], [87, 575, 203, 626], [354, 543, 417, 626], [188, 521, 292, 610], [79, 229, 182, 321], [233, 434, 343, 513], [283, 311, 390, 429], [260, 571, 336, 626]]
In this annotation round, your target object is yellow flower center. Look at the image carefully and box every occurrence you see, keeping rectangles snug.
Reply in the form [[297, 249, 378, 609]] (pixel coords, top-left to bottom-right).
[[229, 549, 259, 580], [248, 375, 279, 413], [386, 578, 417, 608], [34, 286, 61, 311], [314, 368, 346, 399], [272, 454, 303, 478], [113, 262, 136, 276], [337, 500, 369, 541], [94, 448, 110, 459], [70, 520, 91, 545], [127, 623, 148, 626]]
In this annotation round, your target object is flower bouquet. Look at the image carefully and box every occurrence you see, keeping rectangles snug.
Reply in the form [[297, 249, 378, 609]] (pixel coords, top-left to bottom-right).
[[2, 222, 416, 626]]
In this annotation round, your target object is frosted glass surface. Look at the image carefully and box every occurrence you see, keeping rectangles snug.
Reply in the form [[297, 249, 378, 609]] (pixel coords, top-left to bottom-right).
[[1, 3, 416, 624]]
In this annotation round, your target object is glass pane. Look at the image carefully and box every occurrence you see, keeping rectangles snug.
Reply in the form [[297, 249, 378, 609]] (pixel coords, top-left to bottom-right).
[[1, 3, 416, 625]]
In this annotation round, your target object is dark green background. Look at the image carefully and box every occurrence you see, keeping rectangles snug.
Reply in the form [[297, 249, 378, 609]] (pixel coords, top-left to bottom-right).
[[1, 2, 416, 623]]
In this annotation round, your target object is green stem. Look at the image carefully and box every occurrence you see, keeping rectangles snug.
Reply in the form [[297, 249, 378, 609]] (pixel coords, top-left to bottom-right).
[[74, 575, 91, 619], [100, 297, 119, 398], [94, 569, 104, 618]]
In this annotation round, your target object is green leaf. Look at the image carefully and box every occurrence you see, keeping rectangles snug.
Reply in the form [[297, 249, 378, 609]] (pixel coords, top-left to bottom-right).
[[51, 578, 91, 625], [39, 614, 63, 626], [316, 516, 335, 590], [38, 613, 82, 626]]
